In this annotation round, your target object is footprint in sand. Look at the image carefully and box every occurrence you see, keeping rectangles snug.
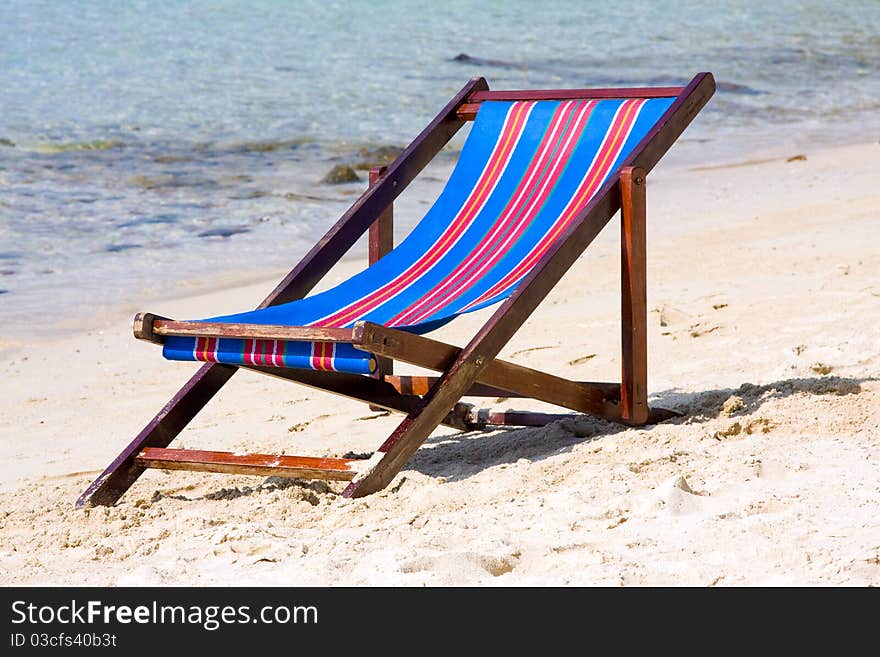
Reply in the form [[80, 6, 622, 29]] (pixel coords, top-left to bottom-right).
[[400, 551, 520, 578], [509, 345, 557, 359]]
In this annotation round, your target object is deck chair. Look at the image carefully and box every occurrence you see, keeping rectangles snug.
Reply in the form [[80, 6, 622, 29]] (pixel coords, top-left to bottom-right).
[[77, 72, 715, 507]]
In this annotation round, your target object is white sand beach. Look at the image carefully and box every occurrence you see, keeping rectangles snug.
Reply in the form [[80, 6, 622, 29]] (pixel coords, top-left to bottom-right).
[[1, 141, 878, 586]]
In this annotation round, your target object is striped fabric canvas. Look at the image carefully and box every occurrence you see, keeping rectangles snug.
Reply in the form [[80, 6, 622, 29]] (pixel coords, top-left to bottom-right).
[[162, 96, 674, 373]]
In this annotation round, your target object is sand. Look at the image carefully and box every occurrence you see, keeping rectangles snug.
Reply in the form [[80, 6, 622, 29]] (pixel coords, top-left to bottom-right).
[[1, 141, 878, 586]]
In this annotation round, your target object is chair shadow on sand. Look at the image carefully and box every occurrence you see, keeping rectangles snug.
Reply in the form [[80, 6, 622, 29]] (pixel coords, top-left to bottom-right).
[[403, 374, 870, 482], [155, 374, 870, 502]]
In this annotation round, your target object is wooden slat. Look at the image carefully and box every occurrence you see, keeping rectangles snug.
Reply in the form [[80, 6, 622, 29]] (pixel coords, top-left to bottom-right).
[[469, 87, 684, 101], [460, 86, 685, 119], [383, 374, 620, 402], [620, 167, 649, 424], [386, 375, 502, 397], [354, 322, 619, 417], [137, 447, 358, 481], [150, 319, 356, 343]]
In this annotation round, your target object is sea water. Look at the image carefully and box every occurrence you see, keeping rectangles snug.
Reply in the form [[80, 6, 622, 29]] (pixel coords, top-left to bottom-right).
[[1, 0, 878, 338]]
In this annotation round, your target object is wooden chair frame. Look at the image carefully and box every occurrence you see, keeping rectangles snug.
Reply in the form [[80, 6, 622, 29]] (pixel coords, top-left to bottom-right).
[[77, 73, 715, 507]]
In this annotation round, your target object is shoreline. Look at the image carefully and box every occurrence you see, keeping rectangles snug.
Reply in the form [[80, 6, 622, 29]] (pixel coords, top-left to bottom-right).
[[0, 137, 878, 585], [2, 138, 874, 353]]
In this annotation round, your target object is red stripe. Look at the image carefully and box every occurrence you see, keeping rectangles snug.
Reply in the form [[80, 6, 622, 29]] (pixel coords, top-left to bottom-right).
[[389, 100, 597, 326], [463, 99, 646, 309], [308, 342, 335, 371], [310, 342, 326, 371], [310, 101, 533, 328], [204, 337, 217, 362], [309, 342, 319, 370]]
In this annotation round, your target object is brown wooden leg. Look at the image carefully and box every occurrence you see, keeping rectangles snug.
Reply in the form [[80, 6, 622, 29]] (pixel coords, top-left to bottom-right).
[[76, 363, 236, 508], [343, 354, 487, 498], [620, 166, 649, 424], [368, 166, 394, 381], [368, 166, 394, 266]]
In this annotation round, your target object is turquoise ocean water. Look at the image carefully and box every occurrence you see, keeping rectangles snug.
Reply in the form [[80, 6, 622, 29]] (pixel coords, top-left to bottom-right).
[[1, 1, 878, 338]]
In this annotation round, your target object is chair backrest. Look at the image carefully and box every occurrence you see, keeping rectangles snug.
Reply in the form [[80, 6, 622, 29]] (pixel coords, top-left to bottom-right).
[[293, 95, 676, 331]]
